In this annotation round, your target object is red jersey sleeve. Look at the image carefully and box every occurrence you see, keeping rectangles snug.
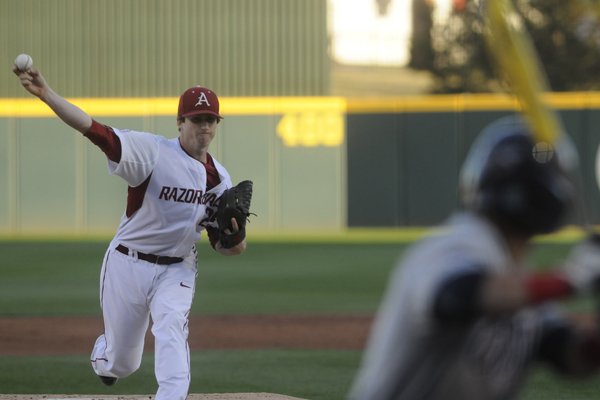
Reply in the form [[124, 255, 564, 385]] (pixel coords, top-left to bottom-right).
[[84, 120, 122, 162]]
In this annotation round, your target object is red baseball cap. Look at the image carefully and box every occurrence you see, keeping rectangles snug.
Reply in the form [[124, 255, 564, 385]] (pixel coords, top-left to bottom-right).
[[177, 86, 223, 119]]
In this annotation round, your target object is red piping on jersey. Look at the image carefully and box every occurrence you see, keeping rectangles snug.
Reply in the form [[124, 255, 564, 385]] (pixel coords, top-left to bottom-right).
[[202, 156, 221, 248], [126, 174, 152, 218], [177, 141, 222, 248]]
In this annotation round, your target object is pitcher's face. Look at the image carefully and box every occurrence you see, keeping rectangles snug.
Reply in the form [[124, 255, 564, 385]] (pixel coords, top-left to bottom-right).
[[179, 115, 219, 148]]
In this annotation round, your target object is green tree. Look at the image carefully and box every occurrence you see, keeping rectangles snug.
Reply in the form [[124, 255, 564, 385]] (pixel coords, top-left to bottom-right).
[[428, 0, 492, 92], [424, 0, 600, 93]]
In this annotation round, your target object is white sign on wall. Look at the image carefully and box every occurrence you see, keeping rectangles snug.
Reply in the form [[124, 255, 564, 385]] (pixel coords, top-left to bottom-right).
[[328, 0, 451, 66]]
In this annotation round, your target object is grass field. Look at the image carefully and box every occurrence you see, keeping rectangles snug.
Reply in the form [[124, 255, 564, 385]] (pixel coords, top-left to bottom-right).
[[2, 239, 600, 399]]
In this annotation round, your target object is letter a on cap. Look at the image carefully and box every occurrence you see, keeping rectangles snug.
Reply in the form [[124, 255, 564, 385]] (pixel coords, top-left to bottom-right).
[[195, 92, 211, 107]]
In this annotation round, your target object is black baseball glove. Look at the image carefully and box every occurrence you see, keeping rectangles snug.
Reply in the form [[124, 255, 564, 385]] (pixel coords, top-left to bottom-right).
[[216, 180, 254, 248]]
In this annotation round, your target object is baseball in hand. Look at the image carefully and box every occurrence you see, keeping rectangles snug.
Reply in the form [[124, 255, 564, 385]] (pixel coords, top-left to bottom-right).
[[14, 53, 33, 71]]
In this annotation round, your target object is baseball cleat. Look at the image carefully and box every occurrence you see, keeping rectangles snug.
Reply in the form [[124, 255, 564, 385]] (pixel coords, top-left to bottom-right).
[[98, 375, 118, 386]]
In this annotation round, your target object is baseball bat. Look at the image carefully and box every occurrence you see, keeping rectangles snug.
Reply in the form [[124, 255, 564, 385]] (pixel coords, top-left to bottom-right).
[[483, 0, 562, 145], [484, 0, 584, 219]]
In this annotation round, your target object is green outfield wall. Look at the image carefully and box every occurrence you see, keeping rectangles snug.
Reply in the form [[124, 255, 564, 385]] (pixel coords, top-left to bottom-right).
[[346, 94, 600, 227], [2, 93, 600, 236]]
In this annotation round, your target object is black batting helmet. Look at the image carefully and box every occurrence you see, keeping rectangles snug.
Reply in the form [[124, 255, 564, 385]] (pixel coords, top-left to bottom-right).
[[459, 115, 577, 235]]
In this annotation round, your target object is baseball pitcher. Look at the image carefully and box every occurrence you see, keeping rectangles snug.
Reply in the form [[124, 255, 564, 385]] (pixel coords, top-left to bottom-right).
[[13, 65, 253, 400]]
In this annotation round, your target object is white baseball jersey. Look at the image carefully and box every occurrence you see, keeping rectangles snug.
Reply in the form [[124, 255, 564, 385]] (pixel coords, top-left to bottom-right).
[[88, 125, 233, 400], [107, 127, 232, 257], [349, 212, 567, 400]]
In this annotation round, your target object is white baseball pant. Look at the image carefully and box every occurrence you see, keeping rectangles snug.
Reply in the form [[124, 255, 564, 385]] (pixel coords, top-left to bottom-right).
[[91, 246, 197, 400]]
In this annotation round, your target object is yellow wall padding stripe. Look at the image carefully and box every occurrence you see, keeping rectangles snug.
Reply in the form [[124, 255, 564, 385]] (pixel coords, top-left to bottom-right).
[[0, 97, 347, 117], [3, 92, 600, 118]]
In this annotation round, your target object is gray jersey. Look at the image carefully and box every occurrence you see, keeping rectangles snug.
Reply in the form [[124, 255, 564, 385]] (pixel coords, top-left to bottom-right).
[[349, 212, 564, 400]]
